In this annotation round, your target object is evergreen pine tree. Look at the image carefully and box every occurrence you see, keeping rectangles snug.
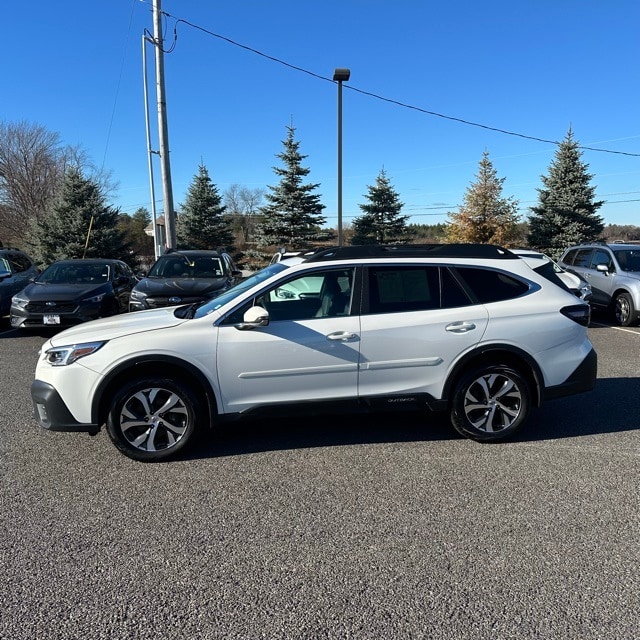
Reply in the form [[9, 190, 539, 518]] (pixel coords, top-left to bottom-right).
[[176, 163, 234, 250], [25, 167, 131, 268], [254, 125, 326, 249], [446, 150, 520, 246], [527, 129, 604, 258], [351, 169, 409, 245]]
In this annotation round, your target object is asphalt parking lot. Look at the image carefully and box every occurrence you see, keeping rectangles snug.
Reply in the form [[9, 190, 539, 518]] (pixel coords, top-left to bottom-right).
[[1, 313, 638, 640]]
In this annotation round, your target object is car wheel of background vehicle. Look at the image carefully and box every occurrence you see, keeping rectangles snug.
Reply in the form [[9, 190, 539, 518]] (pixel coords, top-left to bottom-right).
[[106, 377, 202, 462], [614, 292, 635, 327], [450, 364, 530, 442]]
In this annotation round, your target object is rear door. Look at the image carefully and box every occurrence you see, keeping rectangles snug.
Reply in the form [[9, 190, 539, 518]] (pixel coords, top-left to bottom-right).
[[356, 265, 489, 401]]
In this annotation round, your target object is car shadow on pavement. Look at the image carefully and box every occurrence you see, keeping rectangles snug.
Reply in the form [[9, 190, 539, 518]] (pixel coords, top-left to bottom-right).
[[516, 377, 640, 442], [189, 410, 455, 460], [184, 377, 639, 460]]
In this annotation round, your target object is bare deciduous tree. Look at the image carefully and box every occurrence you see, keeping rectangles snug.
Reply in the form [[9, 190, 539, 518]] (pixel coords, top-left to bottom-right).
[[0, 121, 65, 246], [0, 120, 115, 248], [224, 183, 264, 244]]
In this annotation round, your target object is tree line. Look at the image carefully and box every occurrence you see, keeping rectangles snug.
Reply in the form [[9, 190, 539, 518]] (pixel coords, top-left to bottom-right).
[[0, 119, 637, 271]]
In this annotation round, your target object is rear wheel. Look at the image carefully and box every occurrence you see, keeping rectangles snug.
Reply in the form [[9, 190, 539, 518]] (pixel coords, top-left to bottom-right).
[[450, 364, 530, 442], [614, 292, 635, 326], [106, 377, 202, 462]]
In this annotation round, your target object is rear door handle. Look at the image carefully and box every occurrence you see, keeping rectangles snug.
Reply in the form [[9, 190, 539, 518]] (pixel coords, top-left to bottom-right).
[[445, 321, 476, 333]]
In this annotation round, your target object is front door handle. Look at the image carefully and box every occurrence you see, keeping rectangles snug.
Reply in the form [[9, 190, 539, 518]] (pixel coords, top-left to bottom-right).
[[327, 331, 357, 341]]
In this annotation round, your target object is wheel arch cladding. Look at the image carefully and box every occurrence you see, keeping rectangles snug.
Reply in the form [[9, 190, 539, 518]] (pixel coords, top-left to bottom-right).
[[444, 346, 543, 408], [93, 356, 217, 429]]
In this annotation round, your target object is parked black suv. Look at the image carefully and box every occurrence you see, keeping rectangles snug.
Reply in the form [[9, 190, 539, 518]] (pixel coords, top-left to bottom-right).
[[0, 248, 39, 317], [559, 242, 640, 326], [129, 249, 242, 311]]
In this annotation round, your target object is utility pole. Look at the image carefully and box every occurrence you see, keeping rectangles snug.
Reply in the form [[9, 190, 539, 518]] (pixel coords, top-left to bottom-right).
[[152, 0, 176, 250]]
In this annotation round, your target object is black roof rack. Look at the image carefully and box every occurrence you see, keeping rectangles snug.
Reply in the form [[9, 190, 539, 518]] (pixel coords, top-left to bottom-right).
[[304, 244, 517, 262]]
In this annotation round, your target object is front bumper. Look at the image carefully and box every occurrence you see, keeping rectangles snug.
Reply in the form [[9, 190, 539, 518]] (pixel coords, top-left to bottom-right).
[[11, 305, 103, 329], [31, 379, 99, 434]]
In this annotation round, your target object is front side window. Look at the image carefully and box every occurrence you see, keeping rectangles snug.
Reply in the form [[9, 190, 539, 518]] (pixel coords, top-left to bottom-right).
[[614, 249, 640, 272], [222, 268, 354, 324], [10, 253, 31, 273], [590, 250, 612, 271]]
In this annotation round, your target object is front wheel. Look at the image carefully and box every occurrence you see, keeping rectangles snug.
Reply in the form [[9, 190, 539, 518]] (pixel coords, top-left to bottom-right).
[[106, 377, 202, 462], [450, 365, 530, 442], [614, 292, 636, 327]]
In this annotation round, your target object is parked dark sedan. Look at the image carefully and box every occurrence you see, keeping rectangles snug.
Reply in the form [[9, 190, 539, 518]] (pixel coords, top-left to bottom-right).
[[10, 258, 138, 329], [128, 249, 242, 311]]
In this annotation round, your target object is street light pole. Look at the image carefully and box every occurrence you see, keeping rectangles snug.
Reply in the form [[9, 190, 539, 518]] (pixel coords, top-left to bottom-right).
[[152, 0, 176, 250], [333, 68, 350, 247]]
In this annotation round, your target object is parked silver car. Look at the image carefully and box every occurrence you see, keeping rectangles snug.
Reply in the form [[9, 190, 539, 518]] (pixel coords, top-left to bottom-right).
[[559, 242, 640, 326]]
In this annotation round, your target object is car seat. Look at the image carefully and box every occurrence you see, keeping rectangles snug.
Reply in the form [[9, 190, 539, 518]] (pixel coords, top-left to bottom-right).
[[170, 261, 188, 277], [316, 276, 350, 317]]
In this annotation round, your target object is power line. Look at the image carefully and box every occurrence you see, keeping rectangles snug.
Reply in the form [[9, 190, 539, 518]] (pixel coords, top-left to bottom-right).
[[160, 10, 640, 158]]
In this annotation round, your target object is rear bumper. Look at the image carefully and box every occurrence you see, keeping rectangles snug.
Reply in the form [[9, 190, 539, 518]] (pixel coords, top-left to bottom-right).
[[31, 379, 99, 434], [543, 347, 597, 401]]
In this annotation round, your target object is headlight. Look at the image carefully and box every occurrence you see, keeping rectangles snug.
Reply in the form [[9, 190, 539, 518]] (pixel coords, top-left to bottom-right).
[[129, 289, 145, 301], [82, 293, 106, 304], [11, 293, 28, 308], [43, 341, 107, 366]]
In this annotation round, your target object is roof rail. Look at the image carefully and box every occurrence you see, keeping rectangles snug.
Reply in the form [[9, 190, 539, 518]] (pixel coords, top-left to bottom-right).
[[304, 243, 516, 262]]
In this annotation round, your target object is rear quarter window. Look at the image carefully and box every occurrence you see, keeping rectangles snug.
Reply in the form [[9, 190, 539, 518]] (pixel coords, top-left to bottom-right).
[[453, 267, 529, 303], [562, 249, 578, 265]]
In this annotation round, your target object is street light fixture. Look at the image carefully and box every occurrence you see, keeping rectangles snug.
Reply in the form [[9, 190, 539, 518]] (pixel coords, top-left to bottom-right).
[[333, 68, 350, 246]]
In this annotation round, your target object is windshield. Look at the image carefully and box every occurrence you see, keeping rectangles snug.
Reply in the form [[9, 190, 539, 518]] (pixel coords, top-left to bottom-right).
[[149, 254, 224, 278], [38, 263, 111, 284], [192, 262, 290, 318]]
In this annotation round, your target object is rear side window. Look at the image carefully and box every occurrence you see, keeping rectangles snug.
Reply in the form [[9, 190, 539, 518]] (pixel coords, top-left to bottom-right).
[[453, 267, 529, 303], [367, 266, 440, 314]]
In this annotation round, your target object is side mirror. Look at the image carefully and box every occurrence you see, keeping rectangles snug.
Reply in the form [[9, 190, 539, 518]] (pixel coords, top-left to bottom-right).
[[595, 264, 610, 274], [235, 305, 269, 330]]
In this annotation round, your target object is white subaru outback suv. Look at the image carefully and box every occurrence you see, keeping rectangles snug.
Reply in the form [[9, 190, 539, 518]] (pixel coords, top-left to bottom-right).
[[31, 244, 597, 462]]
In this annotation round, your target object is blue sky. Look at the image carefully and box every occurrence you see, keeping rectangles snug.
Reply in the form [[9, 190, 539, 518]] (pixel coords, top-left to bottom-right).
[[3, 1, 639, 230]]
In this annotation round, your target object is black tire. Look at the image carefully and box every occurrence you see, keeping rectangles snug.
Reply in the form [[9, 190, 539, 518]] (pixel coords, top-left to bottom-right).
[[450, 364, 530, 442], [106, 377, 202, 462], [614, 292, 635, 327]]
